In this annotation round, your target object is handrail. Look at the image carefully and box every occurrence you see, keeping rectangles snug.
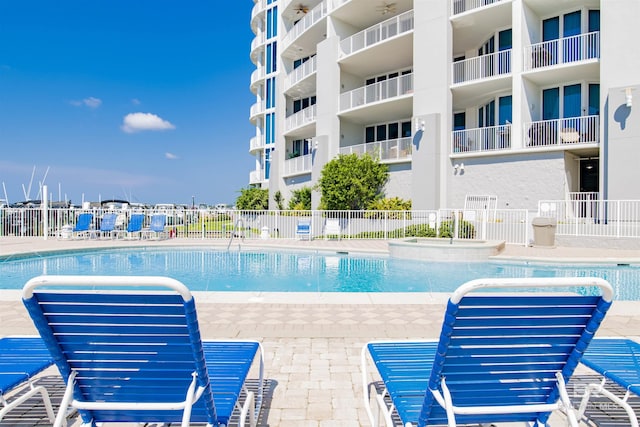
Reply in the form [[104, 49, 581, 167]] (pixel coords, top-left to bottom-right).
[[227, 218, 245, 251]]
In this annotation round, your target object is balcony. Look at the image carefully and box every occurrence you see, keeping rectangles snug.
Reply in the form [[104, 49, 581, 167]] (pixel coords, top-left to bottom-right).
[[249, 135, 265, 153], [251, 0, 267, 31], [340, 10, 414, 57], [340, 73, 413, 111], [249, 101, 266, 123], [284, 56, 317, 94], [523, 32, 600, 71], [340, 137, 412, 162], [281, 1, 328, 49], [452, 124, 511, 154], [452, 49, 511, 85], [523, 116, 599, 148], [249, 169, 264, 185], [250, 67, 266, 93], [451, 0, 505, 15], [250, 33, 266, 63], [284, 104, 317, 133], [283, 153, 312, 177]]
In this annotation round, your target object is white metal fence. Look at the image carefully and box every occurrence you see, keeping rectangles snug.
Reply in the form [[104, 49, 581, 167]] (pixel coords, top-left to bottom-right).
[[0, 207, 531, 245], [6, 201, 640, 243], [538, 199, 640, 238]]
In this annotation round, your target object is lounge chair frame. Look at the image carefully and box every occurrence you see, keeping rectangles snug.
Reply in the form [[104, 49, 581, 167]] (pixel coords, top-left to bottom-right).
[[0, 336, 55, 423], [23, 275, 264, 427], [577, 337, 640, 426], [361, 277, 613, 427]]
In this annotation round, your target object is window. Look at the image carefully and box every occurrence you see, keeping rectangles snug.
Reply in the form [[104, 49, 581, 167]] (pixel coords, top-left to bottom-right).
[[498, 96, 512, 125], [292, 96, 316, 113], [453, 112, 465, 130], [365, 120, 412, 142], [588, 84, 600, 115]]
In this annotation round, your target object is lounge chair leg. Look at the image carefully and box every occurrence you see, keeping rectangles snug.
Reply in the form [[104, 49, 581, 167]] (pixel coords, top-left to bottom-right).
[[239, 390, 255, 427]]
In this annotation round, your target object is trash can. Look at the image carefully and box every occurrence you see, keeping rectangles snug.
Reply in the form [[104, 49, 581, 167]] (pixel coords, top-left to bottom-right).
[[260, 226, 270, 239], [531, 217, 557, 247]]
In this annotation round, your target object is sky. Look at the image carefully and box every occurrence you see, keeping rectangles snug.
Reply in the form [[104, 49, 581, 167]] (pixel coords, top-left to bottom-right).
[[0, 1, 256, 207]]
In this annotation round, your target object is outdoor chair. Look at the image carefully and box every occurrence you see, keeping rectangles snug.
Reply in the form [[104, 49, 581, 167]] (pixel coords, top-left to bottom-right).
[[22, 275, 265, 427], [576, 337, 640, 426], [0, 336, 55, 423], [72, 213, 94, 239], [361, 277, 613, 427]]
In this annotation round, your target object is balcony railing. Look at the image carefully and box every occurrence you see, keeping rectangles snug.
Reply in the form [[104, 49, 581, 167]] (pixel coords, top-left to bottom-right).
[[283, 153, 312, 176], [249, 170, 263, 184], [251, 67, 266, 88], [339, 137, 412, 162], [282, 1, 328, 48], [451, 0, 504, 15], [452, 49, 511, 84], [340, 10, 414, 56], [250, 135, 265, 152], [340, 73, 413, 111], [523, 31, 600, 71], [284, 104, 317, 132], [249, 101, 266, 120], [523, 116, 599, 148], [285, 56, 317, 91], [452, 124, 511, 153]]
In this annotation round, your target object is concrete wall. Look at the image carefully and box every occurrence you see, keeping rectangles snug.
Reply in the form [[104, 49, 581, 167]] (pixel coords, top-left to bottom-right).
[[601, 1, 640, 200], [448, 153, 567, 210]]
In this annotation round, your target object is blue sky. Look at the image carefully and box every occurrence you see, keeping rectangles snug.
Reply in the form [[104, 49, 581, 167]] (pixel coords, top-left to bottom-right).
[[0, 1, 255, 207]]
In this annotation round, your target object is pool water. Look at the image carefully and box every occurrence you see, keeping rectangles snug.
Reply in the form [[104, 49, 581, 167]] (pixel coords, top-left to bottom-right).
[[2, 247, 639, 300]]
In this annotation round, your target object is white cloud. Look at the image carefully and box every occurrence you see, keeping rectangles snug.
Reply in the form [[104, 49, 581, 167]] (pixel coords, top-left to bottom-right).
[[165, 152, 178, 160], [131, 98, 141, 105], [121, 112, 176, 133], [70, 97, 102, 109]]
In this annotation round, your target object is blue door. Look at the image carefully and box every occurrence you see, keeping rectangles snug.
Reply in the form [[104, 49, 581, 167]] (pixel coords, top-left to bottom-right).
[[563, 11, 581, 62]]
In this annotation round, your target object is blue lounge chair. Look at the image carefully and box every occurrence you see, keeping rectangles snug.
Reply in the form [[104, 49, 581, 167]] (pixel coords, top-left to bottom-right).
[[98, 213, 118, 239], [144, 213, 167, 240], [361, 277, 613, 427], [22, 275, 264, 427], [122, 213, 145, 239], [0, 336, 55, 423], [72, 212, 93, 239], [296, 218, 311, 240], [576, 338, 640, 426]]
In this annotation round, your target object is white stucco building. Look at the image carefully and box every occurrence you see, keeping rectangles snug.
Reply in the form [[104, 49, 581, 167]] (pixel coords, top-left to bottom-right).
[[248, 0, 640, 210]]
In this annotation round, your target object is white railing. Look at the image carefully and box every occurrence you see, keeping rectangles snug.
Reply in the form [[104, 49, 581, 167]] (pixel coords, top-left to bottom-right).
[[340, 73, 413, 111], [250, 32, 266, 54], [339, 137, 412, 162], [250, 67, 266, 87], [284, 104, 317, 132], [523, 115, 599, 148], [10, 202, 640, 243], [340, 10, 414, 56], [250, 101, 266, 120], [451, 124, 511, 153], [328, 0, 350, 10], [249, 170, 263, 184], [250, 135, 265, 152], [523, 31, 600, 71], [285, 56, 317, 91], [251, 0, 267, 21], [282, 1, 328, 48], [452, 49, 511, 84], [283, 153, 312, 176], [538, 199, 640, 239], [451, 0, 505, 15]]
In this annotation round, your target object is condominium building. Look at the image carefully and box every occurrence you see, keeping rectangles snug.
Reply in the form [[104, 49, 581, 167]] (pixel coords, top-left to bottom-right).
[[248, 0, 640, 210]]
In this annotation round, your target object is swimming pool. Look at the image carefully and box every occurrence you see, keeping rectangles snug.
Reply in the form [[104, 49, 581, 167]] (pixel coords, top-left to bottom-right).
[[1, 247, 638, 300]]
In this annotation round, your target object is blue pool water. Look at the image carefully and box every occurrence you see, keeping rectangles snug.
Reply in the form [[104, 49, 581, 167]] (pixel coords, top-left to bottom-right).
[[1, 247, 638, 300]]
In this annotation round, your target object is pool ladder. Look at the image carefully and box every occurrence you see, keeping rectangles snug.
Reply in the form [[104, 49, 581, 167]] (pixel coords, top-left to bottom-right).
[[226, 218, 245, 251]]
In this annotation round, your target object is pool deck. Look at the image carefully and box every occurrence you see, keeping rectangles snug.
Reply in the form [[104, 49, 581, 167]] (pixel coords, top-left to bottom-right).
[[1, 237, 640, 426]]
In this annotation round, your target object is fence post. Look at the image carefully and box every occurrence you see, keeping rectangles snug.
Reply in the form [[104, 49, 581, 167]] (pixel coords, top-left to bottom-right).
[[42, 185, 49, 240]]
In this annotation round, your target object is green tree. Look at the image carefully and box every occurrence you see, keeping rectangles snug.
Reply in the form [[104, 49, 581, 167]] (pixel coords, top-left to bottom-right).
[[317, 153, 388, 210], [288, 187, 312, 210], [274, 190, 284, 210], [235, 187, 269, 210]]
